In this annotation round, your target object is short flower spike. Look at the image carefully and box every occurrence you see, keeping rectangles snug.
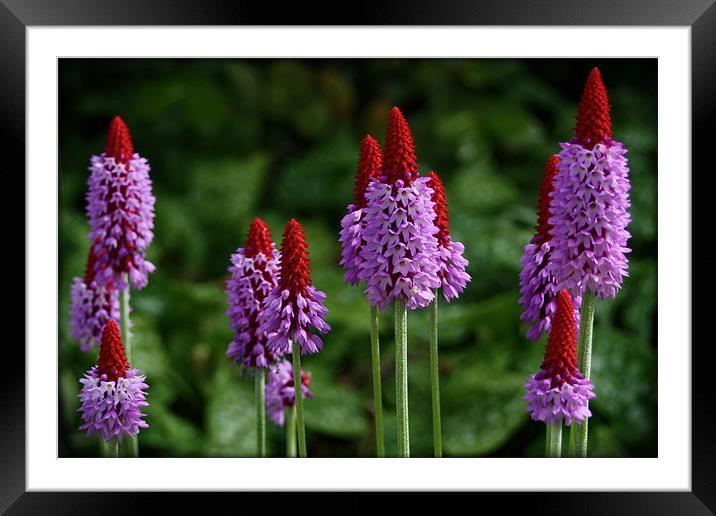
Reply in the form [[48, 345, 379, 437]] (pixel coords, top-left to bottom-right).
[[427, 171, 470, 302], [265, 360, 313, 426], [226, 217, 280, 370], [523, 290, 595, 426], [78, 320, 149, 442], [519, 155, 581, 341], [339, 134, 383, 286], [260, 219, 330, 356]]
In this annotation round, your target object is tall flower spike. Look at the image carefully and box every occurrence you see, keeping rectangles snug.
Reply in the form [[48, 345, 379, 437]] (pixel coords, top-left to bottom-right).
[[260, 219, 331, 355], [78, 320, 149, 442], [265, 360, 313, 426], [87, 116, 156, 291], [70, 246, 121, 351], [339, 134, 383, 286], [427, 171, 470, 301], [358, 107, 442, 310], [549, 68, 631, 299], [519, 156, 581, 341], [523, 290, 595, 425], [225, 217, 281, 369]]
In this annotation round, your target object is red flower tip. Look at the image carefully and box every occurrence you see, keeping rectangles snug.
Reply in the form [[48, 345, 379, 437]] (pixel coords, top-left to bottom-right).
[[541, 289, 579, 385], [427, 171, 450, 246], [244, 217, 274, 258], [383, 106, 419, 185], [535, 155, 560, 244], [98, 320, 129, 382], [104, 115, 134, 164], [278, 218, 312, 297], [575, 68, 612, 146], [353, 134, 383, 208]]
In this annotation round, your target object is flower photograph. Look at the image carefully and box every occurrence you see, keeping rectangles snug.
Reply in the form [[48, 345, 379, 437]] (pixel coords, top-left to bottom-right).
[[58, 58, 657, 458]]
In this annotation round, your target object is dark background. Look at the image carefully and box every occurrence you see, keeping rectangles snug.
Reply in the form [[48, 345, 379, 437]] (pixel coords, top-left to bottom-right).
[[58, 58, 657, 458]]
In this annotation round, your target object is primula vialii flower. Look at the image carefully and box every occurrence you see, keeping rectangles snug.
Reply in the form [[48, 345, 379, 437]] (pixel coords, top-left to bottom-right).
[[523, 289, 595, 425], [78, 320, 149, 442], [426, 171, 470, 301], [260, 219, 330, 356], [339, 134, 382, 286], [87, 116, 156, 291], [225, 218, 281, 370], [519, 156, 581, 341], [70, 246, 121, 351], [358, 107, 441, 311], [265, 360, 313, 426], [549, 68, 631, 299]]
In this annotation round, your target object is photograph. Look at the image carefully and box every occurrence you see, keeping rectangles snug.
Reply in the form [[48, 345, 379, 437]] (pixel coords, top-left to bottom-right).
[[58, 58, 657, 459]]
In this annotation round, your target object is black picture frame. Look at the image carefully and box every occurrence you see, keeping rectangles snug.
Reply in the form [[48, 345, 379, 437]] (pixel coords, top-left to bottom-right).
[[4, 0, 711, 512]]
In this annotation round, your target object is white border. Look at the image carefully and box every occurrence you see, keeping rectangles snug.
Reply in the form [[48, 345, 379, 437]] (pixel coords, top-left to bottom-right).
[[27, 27, 691, 491]]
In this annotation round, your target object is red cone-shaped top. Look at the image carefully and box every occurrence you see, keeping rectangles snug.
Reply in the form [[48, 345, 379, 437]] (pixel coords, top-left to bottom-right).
[[98, 320, 129, 381], [105, 116, 135, 164], [383, 107, 419, 185], [278, 219, 312, 297], [535, 155, 560, 244], [541, 290, 579, 385], [575, 68, 612, 146], [353, 134, 382, 208], [244, 217, 274, 258], [427, 171, 450, 247]]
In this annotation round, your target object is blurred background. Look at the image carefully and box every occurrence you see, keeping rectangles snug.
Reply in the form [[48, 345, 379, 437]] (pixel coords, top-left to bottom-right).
[[59, 59, 657, 458]]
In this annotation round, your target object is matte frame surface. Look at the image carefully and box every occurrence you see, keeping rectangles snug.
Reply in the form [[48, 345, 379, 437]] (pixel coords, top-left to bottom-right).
[[5, 0, 712, 512]]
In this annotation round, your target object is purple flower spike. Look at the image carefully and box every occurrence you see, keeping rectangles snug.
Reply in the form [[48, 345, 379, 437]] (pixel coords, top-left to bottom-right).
[[78, 320, 149, 442], [339, 134, 382, 286], [519, 156, 581, 341], [265, 360, 313, 426], [427, 171, 471, 301], [87, 116, 156, 291], [225, 218, 280, 370], [548, 68, 631, 300], [549, 141, 631, 299], [70, 247, 121, 351], [358, 107, 442, 311], [260, 219, 331, 356], [524, 290, 595, 426]]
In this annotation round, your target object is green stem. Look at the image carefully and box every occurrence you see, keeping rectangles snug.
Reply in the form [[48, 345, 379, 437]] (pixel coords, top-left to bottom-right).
[[256, 369, 266, 457], [292, 344, 307, 458], [102, 437, 119, 458], [569, 291, 595, 458], [394, 299, 409, 458], [369, 304, 386, 458], [119, 274, 139, 458], [547, 418, 563, 458], [429, 292, 442, 458], [286, 405, 297, 458]]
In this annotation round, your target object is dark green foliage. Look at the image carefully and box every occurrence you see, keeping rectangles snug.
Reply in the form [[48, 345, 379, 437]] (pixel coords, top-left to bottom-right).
[[59, 59, 657, 457]]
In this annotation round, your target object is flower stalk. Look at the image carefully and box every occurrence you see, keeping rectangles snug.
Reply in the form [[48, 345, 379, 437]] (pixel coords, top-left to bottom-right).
[[395, 299, 409, 458], [369, 304, 385, 457], [570, 291, 595, 457], [292, 344, 308, 458], [547, 419, 562, 458], [286, 405, 297, 458], [429, 292, 442, 457], [119, 275, 139, 458], [256, 369, 267, 457]]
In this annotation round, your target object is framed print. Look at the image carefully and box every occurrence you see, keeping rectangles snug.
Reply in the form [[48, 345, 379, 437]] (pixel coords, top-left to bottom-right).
[[4, 0, 712, 512]]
